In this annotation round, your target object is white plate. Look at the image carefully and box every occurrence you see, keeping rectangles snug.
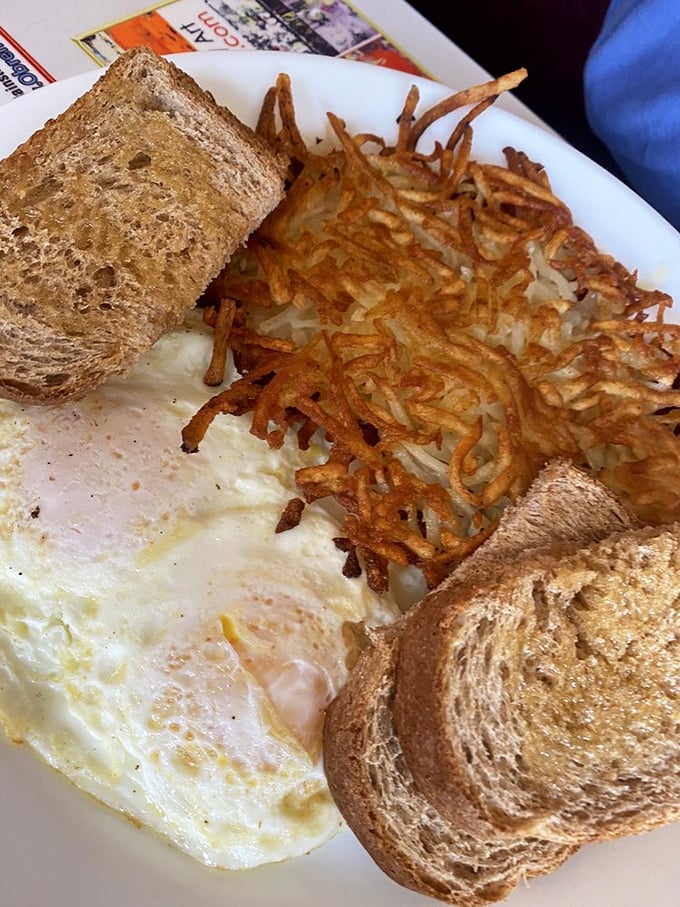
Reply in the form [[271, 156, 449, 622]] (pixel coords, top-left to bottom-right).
[[1, 50, 679, 907]]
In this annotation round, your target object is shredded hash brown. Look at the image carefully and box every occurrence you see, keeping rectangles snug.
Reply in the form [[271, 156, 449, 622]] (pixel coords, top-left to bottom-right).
[[182, 71, 680, 594]]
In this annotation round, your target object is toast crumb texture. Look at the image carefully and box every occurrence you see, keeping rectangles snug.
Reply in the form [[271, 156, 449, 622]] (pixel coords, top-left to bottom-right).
[[323, 461, 677, 905], [396, 520, 680, 844], [0, 46, 285, 404]]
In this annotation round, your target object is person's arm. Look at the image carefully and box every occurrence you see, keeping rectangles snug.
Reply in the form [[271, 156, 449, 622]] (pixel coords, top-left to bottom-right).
[[585, 0, 680, 229]]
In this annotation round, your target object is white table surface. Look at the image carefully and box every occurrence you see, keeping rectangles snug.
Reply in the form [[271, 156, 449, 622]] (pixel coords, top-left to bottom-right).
[[0, 0, 547, 128]]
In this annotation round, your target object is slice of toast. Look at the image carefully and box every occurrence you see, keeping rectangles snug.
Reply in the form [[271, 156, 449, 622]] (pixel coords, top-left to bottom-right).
[[324, 628, 576, 906], [0, 46, 285, 404], [395, 496, 680, 847], [323, 460, 636, 904]]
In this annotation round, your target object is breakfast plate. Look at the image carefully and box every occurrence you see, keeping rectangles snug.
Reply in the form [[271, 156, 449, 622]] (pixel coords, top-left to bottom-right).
[[1, 50, 679, 907]]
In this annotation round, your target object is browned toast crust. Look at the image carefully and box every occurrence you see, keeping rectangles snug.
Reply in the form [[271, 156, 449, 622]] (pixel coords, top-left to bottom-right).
[[395, 521, 680, 844], [323, 461, 639, 904], [0, 46, 285, 404]]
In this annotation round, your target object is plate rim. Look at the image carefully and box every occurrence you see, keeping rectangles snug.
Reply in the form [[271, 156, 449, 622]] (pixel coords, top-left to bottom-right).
[[0, 47, 679, 907]]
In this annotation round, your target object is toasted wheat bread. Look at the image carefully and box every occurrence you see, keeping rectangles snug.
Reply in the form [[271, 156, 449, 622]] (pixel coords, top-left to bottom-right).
[[395, 516, 680, 846], [323, 460, 637, 903], [324, 627, 576, 906], [0, 46, 285, 404]]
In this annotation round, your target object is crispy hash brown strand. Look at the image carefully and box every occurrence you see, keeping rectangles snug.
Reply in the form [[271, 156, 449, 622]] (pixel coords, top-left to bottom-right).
[[183, 71, 680, 594]]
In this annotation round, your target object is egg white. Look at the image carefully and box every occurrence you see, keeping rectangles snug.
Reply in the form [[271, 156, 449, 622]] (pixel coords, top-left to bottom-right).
[[0, 315, 400, 870]]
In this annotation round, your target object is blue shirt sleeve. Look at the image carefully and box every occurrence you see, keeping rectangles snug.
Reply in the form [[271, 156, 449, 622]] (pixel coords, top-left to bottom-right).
[[584, 0, 680, 230]]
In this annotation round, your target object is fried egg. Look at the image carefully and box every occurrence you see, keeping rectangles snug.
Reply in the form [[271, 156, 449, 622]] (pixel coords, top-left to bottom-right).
[[0, 314, 400, 870]]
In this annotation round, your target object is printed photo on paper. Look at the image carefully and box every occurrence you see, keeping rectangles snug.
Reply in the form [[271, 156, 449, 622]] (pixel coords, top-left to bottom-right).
[[74, 0, 427, 77]]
